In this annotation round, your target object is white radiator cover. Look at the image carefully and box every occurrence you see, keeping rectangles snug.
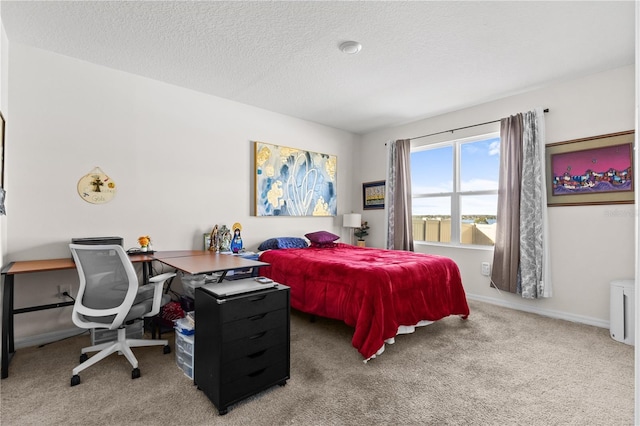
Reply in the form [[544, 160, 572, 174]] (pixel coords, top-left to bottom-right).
[[610, 280, 635, 345]]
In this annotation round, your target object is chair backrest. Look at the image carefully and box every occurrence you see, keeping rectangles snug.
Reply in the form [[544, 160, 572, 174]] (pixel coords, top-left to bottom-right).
[[69, 244, 139, 330]]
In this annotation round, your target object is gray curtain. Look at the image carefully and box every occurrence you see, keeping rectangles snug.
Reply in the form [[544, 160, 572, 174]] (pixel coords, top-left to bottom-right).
[[491, 108, 552, 298], [519, 108, 552, 298], [386, 139, 414, 251], [491, 114, 523, 293]]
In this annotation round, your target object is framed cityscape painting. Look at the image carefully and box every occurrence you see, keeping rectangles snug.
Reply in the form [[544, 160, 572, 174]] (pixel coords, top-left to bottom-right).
[[546, 130, 634, 206], [254, 141, 337, 216]]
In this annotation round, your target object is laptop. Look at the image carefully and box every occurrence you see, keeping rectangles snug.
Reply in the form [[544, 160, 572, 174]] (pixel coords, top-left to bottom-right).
[[201, 278, 277, 298]]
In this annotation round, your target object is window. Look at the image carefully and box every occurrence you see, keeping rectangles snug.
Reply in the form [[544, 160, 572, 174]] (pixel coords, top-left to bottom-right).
[[411, 134, 499, 246]]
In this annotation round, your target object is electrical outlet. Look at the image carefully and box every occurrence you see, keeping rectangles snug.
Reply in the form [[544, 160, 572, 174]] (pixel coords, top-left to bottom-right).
[[57, 284, 72, 299], [481, 262, 491, 276]]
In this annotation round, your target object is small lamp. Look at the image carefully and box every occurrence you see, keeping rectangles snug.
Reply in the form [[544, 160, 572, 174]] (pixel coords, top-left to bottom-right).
[[343, 213, 362, 245]]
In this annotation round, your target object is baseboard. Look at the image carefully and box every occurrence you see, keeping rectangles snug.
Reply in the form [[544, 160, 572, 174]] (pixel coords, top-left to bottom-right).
[[16, 295, 609, 348], [466, 293, 609, 329], [15, 327, 87, 350]]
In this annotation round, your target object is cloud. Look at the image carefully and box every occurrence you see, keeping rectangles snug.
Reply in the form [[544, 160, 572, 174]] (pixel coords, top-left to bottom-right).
[[412, 181, 453, 194], [488, 141, 500, 156], [460, 178, 498, 191]]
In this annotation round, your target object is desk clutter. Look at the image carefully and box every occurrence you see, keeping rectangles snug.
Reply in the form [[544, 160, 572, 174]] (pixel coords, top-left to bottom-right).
[[180, 271, 221, 298], [179, 253, 261, 297], [175, 312, 195, 334]]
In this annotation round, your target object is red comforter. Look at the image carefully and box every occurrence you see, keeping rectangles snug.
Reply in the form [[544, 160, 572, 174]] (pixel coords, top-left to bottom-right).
[[259, 243, 469, 360]]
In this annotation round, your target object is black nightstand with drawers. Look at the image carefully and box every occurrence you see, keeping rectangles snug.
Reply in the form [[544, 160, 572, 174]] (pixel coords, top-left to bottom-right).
[[194, 280, 290, 415]]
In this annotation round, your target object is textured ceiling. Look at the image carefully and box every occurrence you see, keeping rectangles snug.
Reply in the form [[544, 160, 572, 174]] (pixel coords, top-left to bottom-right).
[[0, 1, 635, 134]]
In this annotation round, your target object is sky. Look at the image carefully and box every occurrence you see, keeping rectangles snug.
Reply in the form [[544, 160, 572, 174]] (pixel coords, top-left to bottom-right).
[[411, 136, 500, 215]]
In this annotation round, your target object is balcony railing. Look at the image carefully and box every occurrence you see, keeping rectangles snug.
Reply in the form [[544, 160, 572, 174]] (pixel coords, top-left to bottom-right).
[[412, 217, 495, 246]]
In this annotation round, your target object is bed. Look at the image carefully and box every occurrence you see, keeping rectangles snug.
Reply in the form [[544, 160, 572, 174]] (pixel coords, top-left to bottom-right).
[[258, 238, 469, 361]]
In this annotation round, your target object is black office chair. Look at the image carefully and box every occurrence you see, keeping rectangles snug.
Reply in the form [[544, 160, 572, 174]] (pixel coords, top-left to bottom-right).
[[68, 244, 176, 386]]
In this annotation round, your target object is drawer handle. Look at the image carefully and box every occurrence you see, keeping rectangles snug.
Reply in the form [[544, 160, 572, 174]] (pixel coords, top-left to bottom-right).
[[248, 313, 266, 321], [249, 331, 267, 340], [247, 349, 266, 359], [248, 295, 267, 302], [248, 368, 266, 377]]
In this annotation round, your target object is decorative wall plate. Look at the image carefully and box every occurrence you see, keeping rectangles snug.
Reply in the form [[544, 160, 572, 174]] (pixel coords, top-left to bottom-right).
[[77, 167, 117, 204]]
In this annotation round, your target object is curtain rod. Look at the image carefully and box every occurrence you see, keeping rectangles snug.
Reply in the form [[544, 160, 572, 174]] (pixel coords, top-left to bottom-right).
[[409, 108, 549, 141]]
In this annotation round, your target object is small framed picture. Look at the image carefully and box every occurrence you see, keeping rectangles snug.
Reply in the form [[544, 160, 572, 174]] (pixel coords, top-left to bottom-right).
[[363, 180, 385, 210]]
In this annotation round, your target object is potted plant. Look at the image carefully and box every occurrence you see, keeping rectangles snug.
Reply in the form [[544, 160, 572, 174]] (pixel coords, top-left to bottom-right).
[[353, 221, 369, 247], [137, 235, 151, 252]]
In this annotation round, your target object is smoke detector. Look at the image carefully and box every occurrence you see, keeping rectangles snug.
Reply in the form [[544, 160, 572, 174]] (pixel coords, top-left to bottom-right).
[[339, 41, 362, 55]]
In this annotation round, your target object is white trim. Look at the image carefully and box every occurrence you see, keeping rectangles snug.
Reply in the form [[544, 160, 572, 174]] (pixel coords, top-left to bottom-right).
[[14, 327, 86, 350], [414, 240, 495, 251], [466, 293, 609, 329]]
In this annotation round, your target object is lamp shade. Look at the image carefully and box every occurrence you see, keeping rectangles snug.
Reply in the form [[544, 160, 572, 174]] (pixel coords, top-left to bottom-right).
[[343, 213, 361, 228]]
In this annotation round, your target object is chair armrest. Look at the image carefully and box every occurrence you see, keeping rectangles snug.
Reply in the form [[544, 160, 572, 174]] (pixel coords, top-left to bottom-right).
[[149, 272, 177, 284], [145, 272, 177, 317]]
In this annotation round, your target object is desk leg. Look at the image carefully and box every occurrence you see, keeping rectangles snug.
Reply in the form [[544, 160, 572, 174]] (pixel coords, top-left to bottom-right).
[[8, 275, 14, 354], [143, 261, 150, 284], [2, 272, 14, 379]]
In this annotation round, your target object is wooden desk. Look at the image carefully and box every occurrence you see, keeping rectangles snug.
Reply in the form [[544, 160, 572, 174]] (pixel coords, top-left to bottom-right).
[[1, 254, 153, 379], [157, 252, 268, 277], [1, 250, 265, 379], [153, 250, 212, 260]]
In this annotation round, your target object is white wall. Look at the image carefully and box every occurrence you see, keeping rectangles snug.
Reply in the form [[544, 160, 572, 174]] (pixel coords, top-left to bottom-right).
[[357, 65, 636, 327], [5, 43, 358, 343], [0, 10, 7, 272]]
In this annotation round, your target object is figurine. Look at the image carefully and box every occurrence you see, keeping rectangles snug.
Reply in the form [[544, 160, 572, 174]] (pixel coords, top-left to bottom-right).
[[218, 225, 231, 252], [209, 225, 219, 252], [230, 222, 244, 253]]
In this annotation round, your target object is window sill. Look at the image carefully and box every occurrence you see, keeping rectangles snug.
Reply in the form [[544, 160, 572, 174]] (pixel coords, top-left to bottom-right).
[[414, 241, 494, 252]]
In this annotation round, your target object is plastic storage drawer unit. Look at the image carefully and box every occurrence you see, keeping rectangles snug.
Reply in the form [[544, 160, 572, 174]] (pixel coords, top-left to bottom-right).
[[175, 332, 195, 379]]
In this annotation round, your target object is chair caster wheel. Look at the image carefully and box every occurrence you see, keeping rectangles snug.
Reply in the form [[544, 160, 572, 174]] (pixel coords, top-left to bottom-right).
[[79, 353, 88, 363], [163, 345, 171, 355], [132, 368, 141, 379], [71, 375, 81, 386]]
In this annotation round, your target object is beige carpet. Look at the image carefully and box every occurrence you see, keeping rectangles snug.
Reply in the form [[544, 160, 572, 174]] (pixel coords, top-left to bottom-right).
[[0, 300, 634, 425]]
